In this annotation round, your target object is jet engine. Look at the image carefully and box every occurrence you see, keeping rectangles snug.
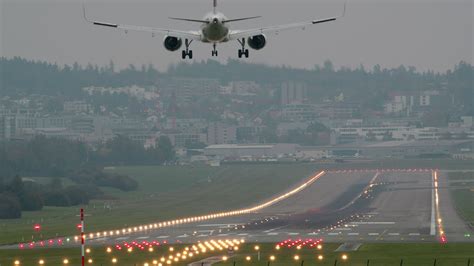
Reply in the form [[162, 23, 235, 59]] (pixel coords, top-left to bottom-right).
[[247, 34, 266, 50], [163, 36, 183, 52]]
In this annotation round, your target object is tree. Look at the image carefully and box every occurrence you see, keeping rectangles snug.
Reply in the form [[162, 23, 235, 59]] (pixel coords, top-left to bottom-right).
[[43, 191, 71, 207], [8, 176, 24, 194], [19, 190, 44, 211], [50, 177, 63, 191], [157, 136, 175, 162], [0, 193, 22, 219]]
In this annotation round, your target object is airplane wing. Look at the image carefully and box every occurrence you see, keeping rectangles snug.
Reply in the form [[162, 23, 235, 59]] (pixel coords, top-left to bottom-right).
[[83, 5, 202, 40], [228, 3, 346, 40]]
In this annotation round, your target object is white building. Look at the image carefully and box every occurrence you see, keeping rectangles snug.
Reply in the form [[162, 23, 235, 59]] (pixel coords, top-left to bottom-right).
[[204, 143, 299, 158], [333, 126, 442, 143], [64, 101, 92, 114]]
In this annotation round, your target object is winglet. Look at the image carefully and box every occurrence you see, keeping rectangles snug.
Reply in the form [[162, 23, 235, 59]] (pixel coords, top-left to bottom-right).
[[82, 3, 92, 23], [341, 1, 347, 18]]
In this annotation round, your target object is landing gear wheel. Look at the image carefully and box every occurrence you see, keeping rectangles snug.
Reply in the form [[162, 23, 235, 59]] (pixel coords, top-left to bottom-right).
[[181, 38, 193, 59], [237, 38, 249, 59], [212, 44, 218, 57]]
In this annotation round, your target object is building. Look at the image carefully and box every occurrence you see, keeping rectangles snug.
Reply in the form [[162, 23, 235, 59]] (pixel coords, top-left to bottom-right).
[[332, 125, 452, 144], [384, 95, 415, 115], [204, 143, 299, 158], [164, 77, 219, 104], [281, 81, 307, 105], [63, 101, 92, 114], [167, 133, 207, 148], [0, 116, 15, 140], [207, 122, 237, 145], [316, 102, 360, 119], [230, 81, 261, 95], [280, 104, 316, 122]]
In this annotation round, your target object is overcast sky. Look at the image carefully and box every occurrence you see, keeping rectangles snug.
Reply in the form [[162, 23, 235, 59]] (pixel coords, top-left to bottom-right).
[[1, 0, 472, 72]]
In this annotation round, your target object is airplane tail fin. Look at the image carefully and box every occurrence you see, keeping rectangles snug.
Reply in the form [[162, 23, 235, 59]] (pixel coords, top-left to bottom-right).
[[213, 0, 217, 14]]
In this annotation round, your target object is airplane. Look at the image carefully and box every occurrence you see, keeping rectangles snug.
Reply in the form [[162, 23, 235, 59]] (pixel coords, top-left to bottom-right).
[[83, 0, 346, 59]]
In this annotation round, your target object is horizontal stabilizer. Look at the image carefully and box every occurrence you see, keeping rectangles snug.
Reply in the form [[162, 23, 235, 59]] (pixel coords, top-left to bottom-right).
[[223, 16, 262, 23], [169, 17, 210, 23]]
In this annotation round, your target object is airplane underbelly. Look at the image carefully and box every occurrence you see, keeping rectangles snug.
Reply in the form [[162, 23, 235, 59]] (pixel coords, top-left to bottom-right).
[[202, 25, 229, 42]]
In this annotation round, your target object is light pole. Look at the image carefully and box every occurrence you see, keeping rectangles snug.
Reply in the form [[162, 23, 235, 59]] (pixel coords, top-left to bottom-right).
[[254, 245, 260, 261], [80, 208, 85, 266]]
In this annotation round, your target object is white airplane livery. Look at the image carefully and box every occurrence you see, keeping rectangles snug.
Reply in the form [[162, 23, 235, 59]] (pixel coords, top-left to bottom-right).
[[83, 0, 346, 59]]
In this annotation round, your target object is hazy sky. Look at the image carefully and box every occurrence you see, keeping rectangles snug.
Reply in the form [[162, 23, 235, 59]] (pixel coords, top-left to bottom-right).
[[1, 0, 472, 72]]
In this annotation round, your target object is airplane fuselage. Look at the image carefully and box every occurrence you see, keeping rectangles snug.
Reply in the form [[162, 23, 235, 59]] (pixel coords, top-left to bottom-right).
[[201, 12, 230, 43]]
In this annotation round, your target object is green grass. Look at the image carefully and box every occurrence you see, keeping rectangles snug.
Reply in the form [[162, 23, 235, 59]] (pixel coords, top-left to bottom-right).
[[1, 243, 473, 266], [0, 244, 205, 265], [448, 172, 474, 226], [212, 243, 474, 266], [0, 164, 320, 245]]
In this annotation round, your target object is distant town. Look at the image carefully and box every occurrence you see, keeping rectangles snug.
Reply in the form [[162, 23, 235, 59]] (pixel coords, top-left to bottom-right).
[[1, 57, 473, 164]]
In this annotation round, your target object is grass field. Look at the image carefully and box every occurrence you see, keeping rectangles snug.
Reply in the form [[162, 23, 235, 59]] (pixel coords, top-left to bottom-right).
[[449, 172, 474, 227], [0, 164, 320, 245], [1, 243, 473, 266]]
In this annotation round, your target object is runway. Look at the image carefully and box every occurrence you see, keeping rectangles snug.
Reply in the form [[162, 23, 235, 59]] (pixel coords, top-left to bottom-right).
[[8, 169, 473, 249]]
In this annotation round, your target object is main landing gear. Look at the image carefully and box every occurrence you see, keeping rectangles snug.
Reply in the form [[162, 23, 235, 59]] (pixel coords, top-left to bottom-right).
[[182, 39, 193, 59], [211, 43, 218, 57], [237, 38, 249, 58]]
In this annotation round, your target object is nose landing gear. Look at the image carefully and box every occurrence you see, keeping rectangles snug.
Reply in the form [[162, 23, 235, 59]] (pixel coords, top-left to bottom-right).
[[211, 43, 218, 57], [237, 38, 249, 58], [182, 39, 193, 59]]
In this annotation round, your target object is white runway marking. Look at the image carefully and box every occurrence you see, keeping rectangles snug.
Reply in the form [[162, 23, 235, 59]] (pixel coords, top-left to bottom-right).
[[157, 236, 169, 239], [217, 234, 229, 236], [197, 224, 244, 227], [197, 234, 208, 237], [348, 233, 359, 236], [264, 226, 286, 233], [308, 232, 319, 236], [350, 222, 395, 225], [237, 233, 248, 236], [116, 237, 129, 240], [137, 236, 149, 240], [388, 233, 400, 236], [328, 233, 339, 236], [177, 234, 189, 238], [368, 233, 380, 236], [409, 233, 420, 236], [267, 233, 279, 236], [287, 233, 299, 236]]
